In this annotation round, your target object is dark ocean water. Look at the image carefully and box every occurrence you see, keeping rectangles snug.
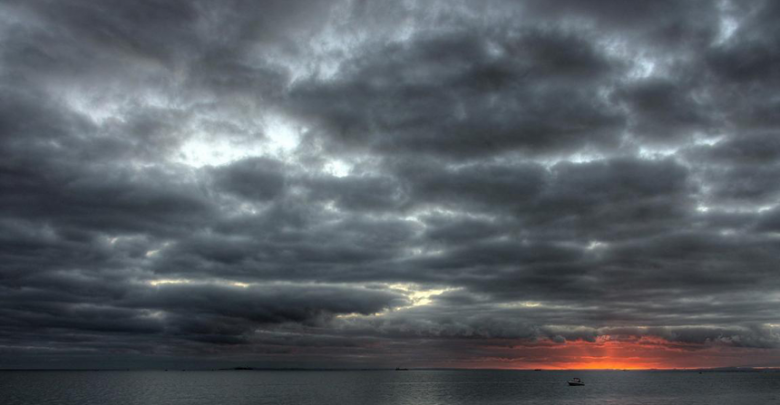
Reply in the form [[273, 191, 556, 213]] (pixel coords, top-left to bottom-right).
[[2, 370, 780, 405]]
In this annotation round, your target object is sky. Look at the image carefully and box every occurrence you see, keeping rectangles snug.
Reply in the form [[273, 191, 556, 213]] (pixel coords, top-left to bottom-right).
[[1, 0, 780, 370]]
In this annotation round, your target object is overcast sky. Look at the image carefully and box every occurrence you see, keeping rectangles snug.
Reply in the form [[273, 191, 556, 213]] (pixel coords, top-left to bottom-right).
[[2, 0, 780, 369]]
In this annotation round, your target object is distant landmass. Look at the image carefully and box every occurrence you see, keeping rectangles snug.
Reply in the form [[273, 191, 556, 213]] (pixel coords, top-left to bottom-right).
[[692, 367, 776, 373]]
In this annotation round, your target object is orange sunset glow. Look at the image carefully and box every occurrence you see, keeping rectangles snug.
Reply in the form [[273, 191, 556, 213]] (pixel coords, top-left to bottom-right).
[[457, 335, 780, 371]]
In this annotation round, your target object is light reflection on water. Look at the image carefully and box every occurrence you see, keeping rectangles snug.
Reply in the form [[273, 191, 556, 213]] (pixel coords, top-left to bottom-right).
[[2, 370, 780, 405]]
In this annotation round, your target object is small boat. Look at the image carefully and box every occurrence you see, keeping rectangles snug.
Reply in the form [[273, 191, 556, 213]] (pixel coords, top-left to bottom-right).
[[568, 378, 585, 386]]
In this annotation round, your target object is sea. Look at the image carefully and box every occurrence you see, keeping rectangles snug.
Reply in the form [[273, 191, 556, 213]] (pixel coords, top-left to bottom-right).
[[1, 369, 779, 405]]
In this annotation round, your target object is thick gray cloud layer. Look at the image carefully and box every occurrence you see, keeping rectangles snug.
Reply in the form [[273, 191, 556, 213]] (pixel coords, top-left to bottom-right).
[[1, 0, 780, 368]]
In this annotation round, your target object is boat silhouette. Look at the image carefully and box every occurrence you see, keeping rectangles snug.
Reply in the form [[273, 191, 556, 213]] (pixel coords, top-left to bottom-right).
[[567, 377, 585, 386]]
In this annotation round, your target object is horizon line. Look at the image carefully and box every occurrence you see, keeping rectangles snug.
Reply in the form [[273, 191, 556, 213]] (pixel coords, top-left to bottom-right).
[[2, 366, 778, 372]]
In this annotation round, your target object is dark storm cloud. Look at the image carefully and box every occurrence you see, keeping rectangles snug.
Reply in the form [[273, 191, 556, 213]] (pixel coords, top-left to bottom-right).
[[686, 132, 780, 204], [211, 157, 287, 201], [2, 0, 780, 368], [0, 280, 406, 348], [399, 160, 547, 212], [288, 25, 625, 159], [615, 77, 716, 142]]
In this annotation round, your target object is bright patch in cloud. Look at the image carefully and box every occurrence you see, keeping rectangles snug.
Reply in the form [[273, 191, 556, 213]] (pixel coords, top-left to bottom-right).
[[389, 283, 458, 308]]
